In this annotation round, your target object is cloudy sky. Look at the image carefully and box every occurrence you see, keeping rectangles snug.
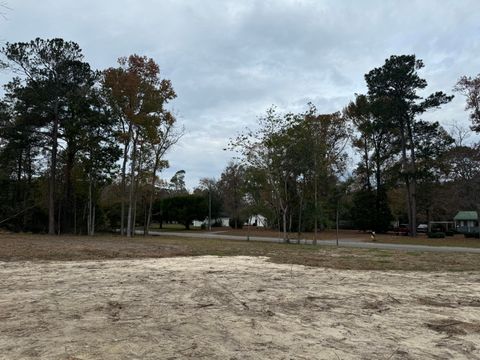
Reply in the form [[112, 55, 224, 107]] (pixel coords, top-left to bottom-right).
[[1, 0, 479, 189]]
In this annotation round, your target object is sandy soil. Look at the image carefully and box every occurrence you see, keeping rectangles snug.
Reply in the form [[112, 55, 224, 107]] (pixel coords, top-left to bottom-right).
[[1, 256, 479, 359]]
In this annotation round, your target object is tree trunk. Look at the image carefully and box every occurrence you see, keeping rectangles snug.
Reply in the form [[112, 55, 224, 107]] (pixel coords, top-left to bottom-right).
[[146, 149, 161, 236], [23, 146, 33, 229], [127, 130, 138, 237], [406, 120, 417, 237], [336, 202, 339, 246], [297, 192, 303, 240], [91, 203, 95, 236], [364, 135, 371, 190], [87, 177, 96, 236], [288, 212, 293, 234], [399, 120, 414, 237], [57, 201, 61, 235], [88, 177, 92, 236], [283, 169, 290, 243], [132, 190, 138, 237], [282, 208, 288, 243], [62, 147, 75, 233], [208, 190, 212, 231], [120, 123, 132, 236], [74, 193, 77, 235], [143, 197, 148, 236], [132, 144, 144, 237], [48, 111, 59, 235]]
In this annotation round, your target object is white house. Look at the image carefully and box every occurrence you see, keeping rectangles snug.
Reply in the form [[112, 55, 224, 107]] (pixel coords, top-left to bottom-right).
[[192, 217, 229, 228], [246, 214, 267, 227]]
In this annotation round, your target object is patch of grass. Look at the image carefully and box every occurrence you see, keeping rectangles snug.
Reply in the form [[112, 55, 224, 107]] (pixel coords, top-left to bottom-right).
[[375, 252, 393, 258], [217, 229, 480, 248], [375, 235, 480, 248], [1, 233, 480, 272], [138, 223, 198, 231]]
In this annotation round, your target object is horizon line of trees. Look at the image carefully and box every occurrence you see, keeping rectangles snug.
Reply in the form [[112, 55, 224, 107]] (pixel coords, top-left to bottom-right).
[[218, 55, 480, 240], [1, 38, 479, 239], [0, 38, 182, 235]]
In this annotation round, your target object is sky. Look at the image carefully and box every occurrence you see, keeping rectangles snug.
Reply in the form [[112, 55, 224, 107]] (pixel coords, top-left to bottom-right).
[[1, 0, 479, 189]]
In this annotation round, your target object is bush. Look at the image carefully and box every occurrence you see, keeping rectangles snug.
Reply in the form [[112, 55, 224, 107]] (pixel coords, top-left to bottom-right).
[[464, 232, 480, 239], [445, 230, 455, 237], [427, 232, 445, 238]]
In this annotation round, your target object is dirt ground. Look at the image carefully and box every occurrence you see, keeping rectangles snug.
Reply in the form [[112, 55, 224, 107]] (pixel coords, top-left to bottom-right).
[[1, 255, 480, 359]]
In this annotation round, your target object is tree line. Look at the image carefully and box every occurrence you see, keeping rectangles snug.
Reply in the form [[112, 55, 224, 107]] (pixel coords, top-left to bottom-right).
[[0, 38, 181, 235], [220, 55, 480, 240], [1, 39, 479, 238]]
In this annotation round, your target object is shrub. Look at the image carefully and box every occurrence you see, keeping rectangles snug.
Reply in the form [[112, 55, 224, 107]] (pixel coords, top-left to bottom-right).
[[445, 230, 455, 237], [427, 232, 445, 238]]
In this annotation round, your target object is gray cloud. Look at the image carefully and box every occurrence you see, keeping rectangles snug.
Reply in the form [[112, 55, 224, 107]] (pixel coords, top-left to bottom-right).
[[1, 0, 479, 188]]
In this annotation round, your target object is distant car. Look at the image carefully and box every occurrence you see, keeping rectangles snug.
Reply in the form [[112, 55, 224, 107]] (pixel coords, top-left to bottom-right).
[[394, 224, 410, 236], [417, 224, 428, 233]]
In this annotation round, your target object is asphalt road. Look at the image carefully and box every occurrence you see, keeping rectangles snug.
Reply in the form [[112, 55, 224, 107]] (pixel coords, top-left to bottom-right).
[[143, 230, 480, 254]]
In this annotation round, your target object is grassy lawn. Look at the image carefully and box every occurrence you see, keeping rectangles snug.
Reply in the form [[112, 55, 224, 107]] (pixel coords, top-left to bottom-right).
[[219, 228, 366, 240], [1, 233, 480, 272], [371, 234, 480, 248], [141, 223, 199, 231], [219, 228, 480, 248]]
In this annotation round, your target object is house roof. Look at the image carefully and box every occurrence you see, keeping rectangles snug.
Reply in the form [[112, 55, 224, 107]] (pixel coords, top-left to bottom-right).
[[454, 211, 478, 221]]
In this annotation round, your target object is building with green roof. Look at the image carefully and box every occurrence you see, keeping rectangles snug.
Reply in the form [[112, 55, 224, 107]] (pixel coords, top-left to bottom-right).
[[454, 211, 478, 233]]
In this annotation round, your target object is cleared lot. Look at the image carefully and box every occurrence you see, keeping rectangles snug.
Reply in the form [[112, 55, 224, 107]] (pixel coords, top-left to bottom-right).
[[0, 234, 480, 359], [1, 257, 480, 359]]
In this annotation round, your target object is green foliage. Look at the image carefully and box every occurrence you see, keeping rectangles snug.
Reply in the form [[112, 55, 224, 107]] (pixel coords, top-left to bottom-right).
[[169, 170, 187, 194], [351, 187, 392, 233], [229, 104, 350, 238], [218, 162, 246, 222], [161, 195, 208, 230], [194, 177, 223, 220], [363, 55, 453, 235], [0, 38, 123, 234], [351, 191, 371, 231], [454, 74, 480, 132]]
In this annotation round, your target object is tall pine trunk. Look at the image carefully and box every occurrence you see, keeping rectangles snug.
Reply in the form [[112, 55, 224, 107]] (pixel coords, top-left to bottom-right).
[[48, 110, 59, 235], [406, 120, 417, 237], [120, 123, 132, 236], [399, 120, 414, 236], [62, 147, 75, 233], [87, 179, 91, 235]]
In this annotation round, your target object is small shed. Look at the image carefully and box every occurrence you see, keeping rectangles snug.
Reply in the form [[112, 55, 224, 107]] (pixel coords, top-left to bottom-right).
[[454, 211, 479, 233]]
